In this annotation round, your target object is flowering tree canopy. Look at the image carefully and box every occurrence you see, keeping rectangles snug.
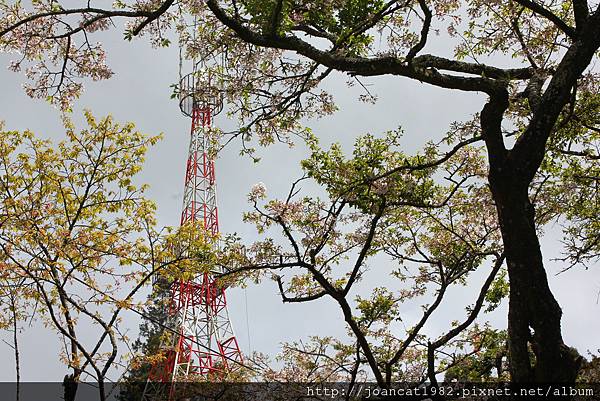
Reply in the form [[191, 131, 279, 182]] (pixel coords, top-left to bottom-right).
[[0, 113, 218, 401], [1, 0, 599, 389]]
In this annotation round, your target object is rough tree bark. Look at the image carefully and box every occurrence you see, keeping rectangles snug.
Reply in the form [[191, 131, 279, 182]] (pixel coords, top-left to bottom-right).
[[481, 12, 600, 381], [489, 167, 580, 382]]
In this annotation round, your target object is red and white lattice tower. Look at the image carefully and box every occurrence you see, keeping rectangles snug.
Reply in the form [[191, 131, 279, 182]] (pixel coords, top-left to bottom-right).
[[142, 68, 243, 401]]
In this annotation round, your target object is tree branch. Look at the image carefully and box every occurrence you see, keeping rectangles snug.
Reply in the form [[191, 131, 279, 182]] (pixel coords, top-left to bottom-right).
[[512, 0, 577, 39], [276, 275, 327, 303], [205, 0, 521, 95], [128, 0, 175, 36], [1, 8, 145, 38], [481, 89, 510, 169], [405, 0, 432, 62], [269, 0, 284, 36], [431, 254, 505, 349], [572, 0, 590, 30], [342, 198, 386, 296], [511, 10, 600, 181]]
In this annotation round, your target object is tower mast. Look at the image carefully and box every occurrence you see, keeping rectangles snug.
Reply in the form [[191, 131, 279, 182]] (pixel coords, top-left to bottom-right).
[[142, 64, 243, 401]]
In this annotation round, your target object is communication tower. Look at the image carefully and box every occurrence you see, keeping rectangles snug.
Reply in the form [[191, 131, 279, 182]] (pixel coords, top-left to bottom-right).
[[141, 61, 243, 401]]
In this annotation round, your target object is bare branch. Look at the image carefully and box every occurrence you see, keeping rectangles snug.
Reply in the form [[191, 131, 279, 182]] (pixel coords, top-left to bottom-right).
[[130, 0, 175, 36], [275, 275, 327, 303], [405, 0, 432, 62]]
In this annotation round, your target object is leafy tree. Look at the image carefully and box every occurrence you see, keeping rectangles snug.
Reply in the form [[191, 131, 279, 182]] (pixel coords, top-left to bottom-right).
[[118, 281, 171, 401], [218, 131, 507, 389], [1, 0, 600, 388], [0, 112, 213, 401]]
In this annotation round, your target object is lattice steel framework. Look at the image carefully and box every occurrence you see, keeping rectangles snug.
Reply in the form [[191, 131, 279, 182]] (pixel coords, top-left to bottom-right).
[[141, 70, 243, 401]]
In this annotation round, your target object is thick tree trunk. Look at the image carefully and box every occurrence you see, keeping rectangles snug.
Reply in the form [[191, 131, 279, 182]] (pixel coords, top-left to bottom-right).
[[489, 169, 581, 383]]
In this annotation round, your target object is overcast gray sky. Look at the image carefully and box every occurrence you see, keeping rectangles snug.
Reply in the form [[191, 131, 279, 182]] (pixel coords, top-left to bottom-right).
[[0, 24, 598, 383]]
